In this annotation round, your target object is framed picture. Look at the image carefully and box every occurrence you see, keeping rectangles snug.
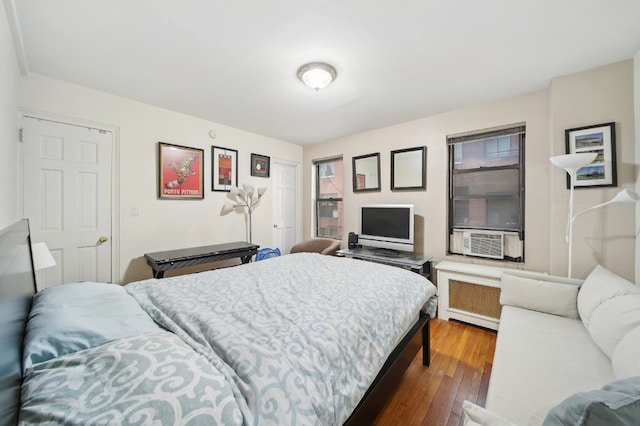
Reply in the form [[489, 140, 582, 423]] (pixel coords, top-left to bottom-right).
[[251, 153, 270, 178], [565, 122, 616, 188], [391, 146, 426, 190], [158, 142, 204, 199], [211, 146, 238, 192]]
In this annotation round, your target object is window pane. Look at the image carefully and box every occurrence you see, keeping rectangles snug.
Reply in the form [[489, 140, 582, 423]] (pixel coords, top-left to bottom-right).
[[452, 198, 520, 230], [454, 135, 520, 170], [453, 169, 520, 196], [317, 200, 343, 237], [318, 159, 344, 199]]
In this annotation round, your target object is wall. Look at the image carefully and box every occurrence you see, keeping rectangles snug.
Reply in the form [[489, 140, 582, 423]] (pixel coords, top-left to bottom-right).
[[0, 5, 20, 228], [304, 60, 636, 281], [549, 60, 635, 281], [304, 90, 551, 273], [19, 74, 303, 283]]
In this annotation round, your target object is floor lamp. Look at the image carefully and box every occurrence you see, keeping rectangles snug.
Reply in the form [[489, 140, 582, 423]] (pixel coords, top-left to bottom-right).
[[551, 153, 640, 278], [221, 184, 267, 243]]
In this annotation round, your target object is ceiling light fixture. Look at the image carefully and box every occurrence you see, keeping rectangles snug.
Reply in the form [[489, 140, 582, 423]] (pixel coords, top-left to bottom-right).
[[297, 62, 337, 91]]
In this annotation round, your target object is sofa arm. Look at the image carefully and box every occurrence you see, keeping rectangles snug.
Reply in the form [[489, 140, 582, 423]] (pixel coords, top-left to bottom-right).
[[500, 272, 583, 319]]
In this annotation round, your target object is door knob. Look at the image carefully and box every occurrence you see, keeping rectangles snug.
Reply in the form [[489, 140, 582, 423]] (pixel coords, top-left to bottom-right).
[[99, 236, 108, 243], [273, 224, 278, 228]]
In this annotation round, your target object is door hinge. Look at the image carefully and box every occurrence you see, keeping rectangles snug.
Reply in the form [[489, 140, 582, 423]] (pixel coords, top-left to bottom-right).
[[19, 127, 24, 143]]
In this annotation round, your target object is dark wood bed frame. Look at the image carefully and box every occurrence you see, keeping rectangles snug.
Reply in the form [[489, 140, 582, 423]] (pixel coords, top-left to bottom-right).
[[0, 219, 430, 426]]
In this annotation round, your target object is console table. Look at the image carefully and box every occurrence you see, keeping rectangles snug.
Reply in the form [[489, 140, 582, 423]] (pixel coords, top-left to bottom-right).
[[337, 248, 432, 280], [145, 242, 259, 278]]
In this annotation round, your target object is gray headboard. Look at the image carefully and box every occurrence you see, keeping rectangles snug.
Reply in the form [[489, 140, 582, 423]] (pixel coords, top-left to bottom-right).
[[0, 219, 37, 426]]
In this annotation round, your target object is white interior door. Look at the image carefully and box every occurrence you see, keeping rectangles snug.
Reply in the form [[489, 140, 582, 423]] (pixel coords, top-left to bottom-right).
[[22, 116, 112, 287], [272, 161, 298, 254]]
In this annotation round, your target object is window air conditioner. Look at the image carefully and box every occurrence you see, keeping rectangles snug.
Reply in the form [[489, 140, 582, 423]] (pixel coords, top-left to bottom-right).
[[462, 230, 504, 259]]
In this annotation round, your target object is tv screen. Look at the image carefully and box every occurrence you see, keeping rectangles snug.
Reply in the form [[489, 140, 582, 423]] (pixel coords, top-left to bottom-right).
[[359, 204, 414, 253]]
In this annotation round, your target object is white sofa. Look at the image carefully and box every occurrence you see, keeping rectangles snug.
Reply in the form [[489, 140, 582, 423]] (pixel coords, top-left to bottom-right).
[[463, 265, 640, 426]]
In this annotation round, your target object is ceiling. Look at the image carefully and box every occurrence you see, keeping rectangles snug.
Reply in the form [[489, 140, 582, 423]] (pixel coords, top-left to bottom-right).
[[11, 0, 640, 146]]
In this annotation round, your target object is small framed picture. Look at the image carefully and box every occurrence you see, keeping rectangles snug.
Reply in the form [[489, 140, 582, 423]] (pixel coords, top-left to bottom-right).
[[251, 153, 270, 178], [158, 142, 204, 199], [565, 122, 616, 188], [211, 146, 238, 192]]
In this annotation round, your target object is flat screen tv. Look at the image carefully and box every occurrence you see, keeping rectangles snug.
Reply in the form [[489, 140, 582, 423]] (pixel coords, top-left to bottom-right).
[[359, 204, 414, 255]]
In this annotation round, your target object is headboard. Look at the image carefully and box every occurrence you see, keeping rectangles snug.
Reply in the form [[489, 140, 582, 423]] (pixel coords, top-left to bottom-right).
[[0, 219, 36, 426]]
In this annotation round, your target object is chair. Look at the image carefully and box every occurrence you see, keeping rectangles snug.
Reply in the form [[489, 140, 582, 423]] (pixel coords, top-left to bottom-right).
[[289, 238, 341, 256]]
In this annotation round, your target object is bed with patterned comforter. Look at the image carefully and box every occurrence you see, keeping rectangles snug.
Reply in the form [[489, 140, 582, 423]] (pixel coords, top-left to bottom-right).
[[17, 252, 437, 425]]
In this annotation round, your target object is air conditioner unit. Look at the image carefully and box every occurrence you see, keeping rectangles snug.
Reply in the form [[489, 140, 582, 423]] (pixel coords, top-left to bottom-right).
[[462, 230, 504, 259]]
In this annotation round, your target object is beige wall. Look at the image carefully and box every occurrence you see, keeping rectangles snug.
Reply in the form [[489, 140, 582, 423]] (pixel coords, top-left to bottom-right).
[[18, 74, 303, 283], [304, 60, 636, 281], [0, 5, 20, 228], [549, 60, 636, 281]]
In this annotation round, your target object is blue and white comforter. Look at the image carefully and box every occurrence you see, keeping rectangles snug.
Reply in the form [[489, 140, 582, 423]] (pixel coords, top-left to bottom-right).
[[127, 253, 437, 425], [20, 332, 242, 425]]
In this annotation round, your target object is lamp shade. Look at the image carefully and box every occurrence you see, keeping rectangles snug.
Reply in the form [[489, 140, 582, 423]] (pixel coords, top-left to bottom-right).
[[31, 242, 56, 271], [221, 202, 236, 214], [610, 189, 640, 204], [550, 153, 597, 174]]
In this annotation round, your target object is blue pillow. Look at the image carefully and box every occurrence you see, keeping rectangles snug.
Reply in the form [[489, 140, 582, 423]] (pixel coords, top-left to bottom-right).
[[23, 282, 161, 371], [543, 376, 640, 426]]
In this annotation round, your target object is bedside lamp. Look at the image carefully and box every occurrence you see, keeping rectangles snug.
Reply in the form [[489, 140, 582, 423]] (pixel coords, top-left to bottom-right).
[[31, 242, 56, 271]]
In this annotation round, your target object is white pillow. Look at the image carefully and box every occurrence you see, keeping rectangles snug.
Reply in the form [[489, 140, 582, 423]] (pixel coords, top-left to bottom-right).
[[612, 324, 640, 379], [577, 265, 640, 359], [462, 400, 517, 426], [587, 293, 640, 358], [500, 273, 580, 319], [577, 265, 639, 329]]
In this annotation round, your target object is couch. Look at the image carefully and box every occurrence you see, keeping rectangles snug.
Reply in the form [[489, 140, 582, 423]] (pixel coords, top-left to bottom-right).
[[463, 265, 640, 426]]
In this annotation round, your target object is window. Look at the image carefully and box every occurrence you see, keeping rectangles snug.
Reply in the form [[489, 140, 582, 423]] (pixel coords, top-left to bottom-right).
[[314, 157, 343, 238], [448, 125, 525, 261]]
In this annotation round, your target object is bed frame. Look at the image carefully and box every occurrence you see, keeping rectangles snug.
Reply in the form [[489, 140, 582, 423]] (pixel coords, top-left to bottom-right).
[[0, 219, 430, 426]]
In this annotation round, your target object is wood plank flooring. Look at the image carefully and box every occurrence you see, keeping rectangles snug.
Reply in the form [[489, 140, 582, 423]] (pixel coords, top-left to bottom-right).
[[373, 319, 497, 426]]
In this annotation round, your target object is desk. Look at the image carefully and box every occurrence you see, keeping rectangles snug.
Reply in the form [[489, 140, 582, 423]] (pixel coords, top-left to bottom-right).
[[145, 242, 259, 278], [337, 248, 432, 279]]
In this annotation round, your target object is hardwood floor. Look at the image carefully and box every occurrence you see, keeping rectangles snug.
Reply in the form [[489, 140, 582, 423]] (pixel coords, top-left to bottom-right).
[[374, 319, 497, 426]]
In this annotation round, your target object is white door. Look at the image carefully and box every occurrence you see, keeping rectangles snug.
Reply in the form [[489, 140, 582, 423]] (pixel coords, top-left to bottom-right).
[[23, 116, 113, 287], [272, 161, 298, 254]]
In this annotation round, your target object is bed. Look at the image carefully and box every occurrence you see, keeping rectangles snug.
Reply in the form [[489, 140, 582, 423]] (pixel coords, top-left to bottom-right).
[[1, 219, 438, 425]]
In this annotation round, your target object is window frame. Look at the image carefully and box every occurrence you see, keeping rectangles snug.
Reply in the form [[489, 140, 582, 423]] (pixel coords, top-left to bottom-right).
[[447, 125, 525, 256], [314, 157, 343, 239]]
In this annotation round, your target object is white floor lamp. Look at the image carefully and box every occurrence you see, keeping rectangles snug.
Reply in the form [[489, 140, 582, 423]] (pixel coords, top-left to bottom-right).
[[221, 184, 267, 243], [550, 153, 640, 278]]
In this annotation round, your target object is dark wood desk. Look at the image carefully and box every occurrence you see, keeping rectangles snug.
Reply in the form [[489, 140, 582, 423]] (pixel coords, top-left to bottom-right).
[[144, 242, 259, 278]]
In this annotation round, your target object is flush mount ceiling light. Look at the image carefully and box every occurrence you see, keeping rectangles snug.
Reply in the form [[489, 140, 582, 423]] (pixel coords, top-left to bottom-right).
[[297, 62, 337, 91]]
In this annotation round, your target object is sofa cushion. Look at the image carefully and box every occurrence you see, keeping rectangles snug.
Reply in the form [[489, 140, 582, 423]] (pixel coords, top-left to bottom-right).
[[612, 324, 640, 379], [485, 306, 615, 425], [500, 273, 581, 319], [543, 376, 640, 426], [577, 265, 640, 358]]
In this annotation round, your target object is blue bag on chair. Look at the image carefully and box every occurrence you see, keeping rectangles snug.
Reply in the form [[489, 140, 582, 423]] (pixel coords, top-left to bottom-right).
[[256, 247, 281, 261]]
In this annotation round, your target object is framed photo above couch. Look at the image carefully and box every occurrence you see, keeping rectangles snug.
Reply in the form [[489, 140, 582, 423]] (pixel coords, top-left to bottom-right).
[[565, 122, 616, 188]]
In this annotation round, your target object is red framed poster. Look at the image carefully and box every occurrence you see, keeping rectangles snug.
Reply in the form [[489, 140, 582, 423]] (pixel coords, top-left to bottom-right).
[[158, 142, 204, 199]]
